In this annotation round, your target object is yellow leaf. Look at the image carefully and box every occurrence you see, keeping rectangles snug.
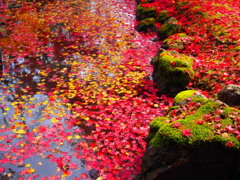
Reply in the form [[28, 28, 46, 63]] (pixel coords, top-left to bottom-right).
[[67, 136, 72, 140], [28, 168, 35, 173], [74, 135, 81, 139], [84, 117, 90, 120], [1, 125, 6, 128], [4, 107, 10, 111], [15, 129, 26, 134], [25, 163, 31, 167], [51, 118, 59, 124], [62, 172, 69, 177]]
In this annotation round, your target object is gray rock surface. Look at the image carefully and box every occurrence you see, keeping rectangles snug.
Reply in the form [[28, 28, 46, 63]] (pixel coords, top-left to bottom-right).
[[218, 84, 240, 106]]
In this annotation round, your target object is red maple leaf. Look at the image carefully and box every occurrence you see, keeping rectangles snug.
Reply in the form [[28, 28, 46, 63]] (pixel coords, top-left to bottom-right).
[[182, 129, 192, 136]]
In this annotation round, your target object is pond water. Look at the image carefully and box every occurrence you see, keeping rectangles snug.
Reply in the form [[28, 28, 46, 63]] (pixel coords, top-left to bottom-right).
[[0, 0, 159, 179], [0, 89, 90, 179]]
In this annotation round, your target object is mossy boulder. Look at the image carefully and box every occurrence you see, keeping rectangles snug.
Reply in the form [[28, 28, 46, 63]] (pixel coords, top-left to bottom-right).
[[156, 10, 170, 23], [135, 94, 240, 180], [158, 17, 182, 40], [149, 96, 240, 149], [135, 18, 156, 33], [136, 4, 156, 21], [173, 89, 207, 105], [152, 50, 194, 96], [161, 33, 191, 50]]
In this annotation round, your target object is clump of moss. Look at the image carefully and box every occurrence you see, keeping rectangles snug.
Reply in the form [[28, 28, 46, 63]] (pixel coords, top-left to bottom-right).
[[149, 95, 240, 149], [156, 10, 170, 23], [152, 50, 194, 92], [158, 17, 182, 40], [161, 33, 190, 50], [136, 4, 156, 21], [135, 18, 156, 33], [173, 90, 206, 105]]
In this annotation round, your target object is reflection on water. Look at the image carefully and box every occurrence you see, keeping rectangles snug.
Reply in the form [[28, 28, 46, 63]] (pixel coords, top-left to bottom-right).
[[0, 0, 160, 179], [0, 88, 89, 179]]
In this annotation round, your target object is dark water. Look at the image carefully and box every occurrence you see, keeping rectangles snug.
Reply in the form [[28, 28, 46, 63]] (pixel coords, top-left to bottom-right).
[[0, 0, 159, 179]]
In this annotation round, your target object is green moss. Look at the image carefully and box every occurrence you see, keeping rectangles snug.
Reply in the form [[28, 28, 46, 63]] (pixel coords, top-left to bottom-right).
[[148, 98, 240, 149], [149, 117, 169, 146], [156, 10, 170, 23], [220, 117, 232, 127], [150, 117, 168, 131], [154, 50, 194, 88], [149, 119, 186, 146], [222, 106, 234, 116], [214, 3, 233, 11], [162, 38, 183, 50], [168, 105, 180, 112], [149, 132, 165, 147], [136, 5, 156, 20], [158, 18, 181, 40], [175, 1, 190, 14], [173, 90, 197, 105], [177, 33, 188, 38], [189, 123, 214, 143], [162, 33, 190, 50], [195, 101, 219, 115], [136, 18, 156, 33], [138, 18, 155, 26]]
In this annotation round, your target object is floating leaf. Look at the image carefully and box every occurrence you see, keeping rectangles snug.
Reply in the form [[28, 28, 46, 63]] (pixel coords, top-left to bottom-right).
[[15, 129, 26, 134]]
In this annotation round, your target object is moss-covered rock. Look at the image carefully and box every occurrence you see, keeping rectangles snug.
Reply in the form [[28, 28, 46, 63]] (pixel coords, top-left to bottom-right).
[[152, 50, 194, 96], [135, 93, 240, 180], [158, 17, 182, 40], [173, 89, 207, 105], [136, 4, 156, 21], [135, 18, 156, 33], [149, 96, 240, 149], [161, 33, 191, 50], [156, 10, 170, 23]]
